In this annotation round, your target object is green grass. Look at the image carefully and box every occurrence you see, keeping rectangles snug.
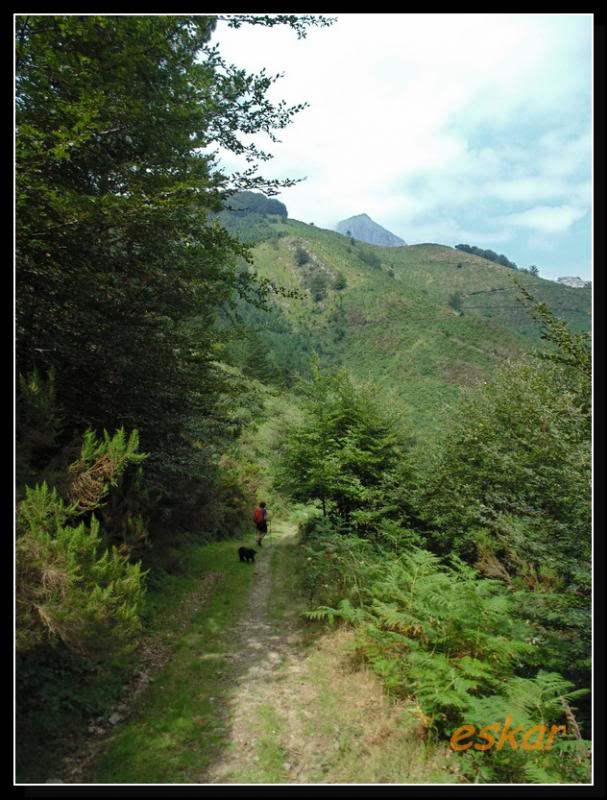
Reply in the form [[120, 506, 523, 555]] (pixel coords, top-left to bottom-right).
[[80, 520, 463, 785], [236, 219, 590, 447], [89, 535, 260, 784]]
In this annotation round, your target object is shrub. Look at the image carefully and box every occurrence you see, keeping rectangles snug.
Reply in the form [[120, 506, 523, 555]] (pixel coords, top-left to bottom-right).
[[294, 245, 310, 266], [333, 272, 347, 291], [303, 527, 589, 782], [16, 368, 63, 489], [16, 429, 148, 661]]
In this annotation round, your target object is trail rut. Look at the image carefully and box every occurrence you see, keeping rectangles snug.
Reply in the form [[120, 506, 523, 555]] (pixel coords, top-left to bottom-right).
[[202, 525, 311, 782]]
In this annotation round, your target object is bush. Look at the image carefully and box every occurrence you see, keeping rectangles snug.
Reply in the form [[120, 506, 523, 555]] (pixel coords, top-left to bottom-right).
[[448, 291, 464, 314], [302, 524, 590, 782], [333, 272, 347, 290], [17, 499, 145, 660], [16, 368, 63, 490], [294, 245, 310, 266], [16, 430, 148, 661]]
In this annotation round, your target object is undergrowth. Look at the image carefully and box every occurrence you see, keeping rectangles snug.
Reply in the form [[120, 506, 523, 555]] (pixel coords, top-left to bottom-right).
[[300, 515, 591, 784]]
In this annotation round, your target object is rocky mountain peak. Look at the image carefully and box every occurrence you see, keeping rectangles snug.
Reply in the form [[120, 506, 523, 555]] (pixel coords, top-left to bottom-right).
[[336, 214, 406, 248]]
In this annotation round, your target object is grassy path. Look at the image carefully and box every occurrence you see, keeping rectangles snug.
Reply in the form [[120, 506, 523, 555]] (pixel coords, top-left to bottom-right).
[[77, 520, 454, 784]]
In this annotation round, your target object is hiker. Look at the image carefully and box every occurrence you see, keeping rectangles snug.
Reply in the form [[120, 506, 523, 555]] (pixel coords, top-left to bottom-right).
[[253, 501, 268, 546]]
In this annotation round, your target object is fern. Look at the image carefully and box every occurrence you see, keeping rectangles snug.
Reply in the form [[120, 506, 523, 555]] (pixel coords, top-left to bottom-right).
[[302, 521, 590, 783]]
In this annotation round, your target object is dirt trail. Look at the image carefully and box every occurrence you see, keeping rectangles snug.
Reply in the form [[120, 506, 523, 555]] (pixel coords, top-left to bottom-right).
[[56, 521, 452, 784], [201, 523, 450, 784], [202, 522, 312, 782]]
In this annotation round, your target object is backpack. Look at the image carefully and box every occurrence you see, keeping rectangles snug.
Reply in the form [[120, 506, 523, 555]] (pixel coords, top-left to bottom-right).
[[253, 507, 265, 524]]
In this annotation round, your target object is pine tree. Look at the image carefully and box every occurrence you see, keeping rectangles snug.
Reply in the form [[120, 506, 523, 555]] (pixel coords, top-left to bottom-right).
[[276, 364, 405, 531]]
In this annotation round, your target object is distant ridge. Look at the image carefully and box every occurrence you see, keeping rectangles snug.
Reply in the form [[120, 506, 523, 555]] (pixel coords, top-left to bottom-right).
[[336, 213, 406, 247]]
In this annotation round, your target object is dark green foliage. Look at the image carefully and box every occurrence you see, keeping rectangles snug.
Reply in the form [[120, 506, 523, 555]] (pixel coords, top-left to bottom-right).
[[276, 365, 413, 533], [295, 289, 591, 783], [308, 270, 330, 302], [220, 14, 335, 39], [16, 368, 63, 489], [16, 639, 128, 782], [16, 425, 148, 777], [16, 16, 231, 482], [417, 355, 590, 701], [456, 244, 518, 270], [14, 13, 336, 781], [16, 428, 148, 659], [223, 190, 287, 218], [16, 14, 322, 530], [414, 294, 590, 736], [333, 271, 347, 290], [294, 244, 311, 266], [448, 291, 464, 314], [302, 518, 590, 783]]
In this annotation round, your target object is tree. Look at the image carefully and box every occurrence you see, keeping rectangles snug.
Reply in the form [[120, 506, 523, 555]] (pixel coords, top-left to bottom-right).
[[16, 14, 330, 517], [276, 364, 405, 532], [455, 244, 517, 269], [223, 191, 288, 218], [418, 292, 591, 715]]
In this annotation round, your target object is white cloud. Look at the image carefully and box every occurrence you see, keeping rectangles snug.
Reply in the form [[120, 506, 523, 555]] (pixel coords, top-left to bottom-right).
[[403, 217, 514, 247], [489, 176, 591, 204], [494, 204, 588, 234], [211, 14, 592, 274]]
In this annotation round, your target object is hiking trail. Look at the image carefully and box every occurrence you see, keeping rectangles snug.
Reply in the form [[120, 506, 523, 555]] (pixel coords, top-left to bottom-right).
[[66, 520, 452, 784]]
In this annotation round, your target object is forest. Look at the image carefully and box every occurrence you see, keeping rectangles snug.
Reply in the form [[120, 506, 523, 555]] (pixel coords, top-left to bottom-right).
[[15, 15, 592, 786]]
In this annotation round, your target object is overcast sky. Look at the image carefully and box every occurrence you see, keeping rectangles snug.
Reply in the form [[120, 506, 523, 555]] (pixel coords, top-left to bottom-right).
[[213, 13, 593, 281]]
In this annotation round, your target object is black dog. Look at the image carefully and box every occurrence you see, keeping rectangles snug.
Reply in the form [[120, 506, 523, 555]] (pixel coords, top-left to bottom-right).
[[238, 547, 257, 563]]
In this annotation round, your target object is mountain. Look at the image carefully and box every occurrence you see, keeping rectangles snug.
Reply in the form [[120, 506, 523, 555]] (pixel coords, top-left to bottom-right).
[[336, 213, 406, 247], [219, 216, 591, 443], [213, 191, 288, 244]]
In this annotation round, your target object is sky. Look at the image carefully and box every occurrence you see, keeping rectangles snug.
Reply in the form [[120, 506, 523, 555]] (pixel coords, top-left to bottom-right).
[[212, 13, 593, 282]]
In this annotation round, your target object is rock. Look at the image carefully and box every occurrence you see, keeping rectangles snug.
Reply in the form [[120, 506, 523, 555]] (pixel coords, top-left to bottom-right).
[[336, 214, 406, 247], [109, 712, 123, 725], [557, 276, 591, 288]]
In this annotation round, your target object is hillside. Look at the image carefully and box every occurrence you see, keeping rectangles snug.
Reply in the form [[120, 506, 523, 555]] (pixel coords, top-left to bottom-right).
[[16, 18, 591, 788], [228, 216, 591, 443]]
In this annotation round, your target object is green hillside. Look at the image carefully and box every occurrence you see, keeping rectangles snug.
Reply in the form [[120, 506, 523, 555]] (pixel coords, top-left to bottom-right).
[[230, 217, 590, 443], [16, 18, 591, 787]]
